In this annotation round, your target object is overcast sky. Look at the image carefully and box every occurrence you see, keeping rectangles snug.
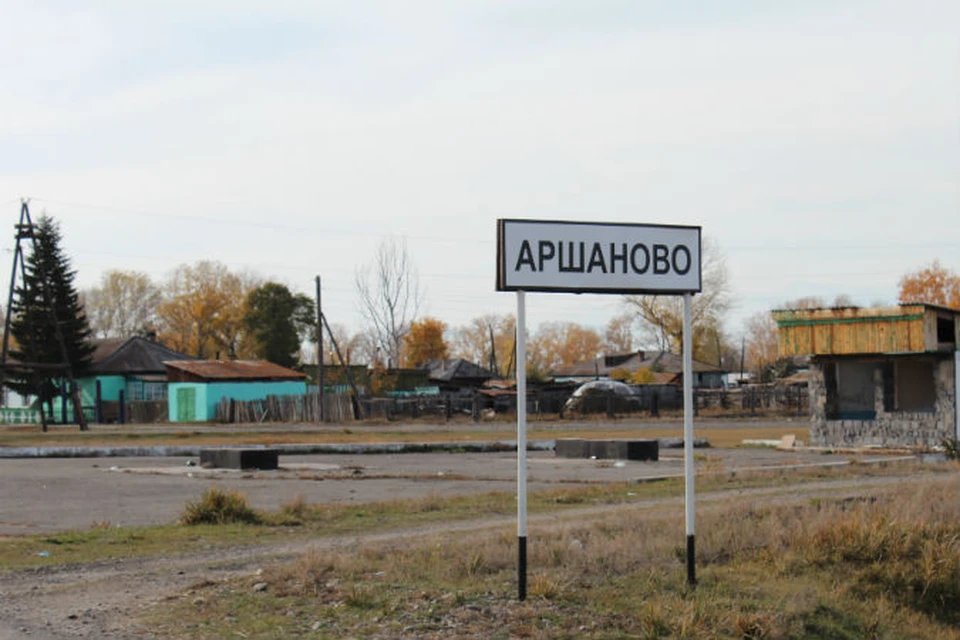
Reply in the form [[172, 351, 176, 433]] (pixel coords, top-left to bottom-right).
[[1, 1, 957, 343]]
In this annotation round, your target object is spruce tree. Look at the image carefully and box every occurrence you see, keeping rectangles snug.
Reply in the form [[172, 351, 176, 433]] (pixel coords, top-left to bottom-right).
[[7, 216, 94, 410]]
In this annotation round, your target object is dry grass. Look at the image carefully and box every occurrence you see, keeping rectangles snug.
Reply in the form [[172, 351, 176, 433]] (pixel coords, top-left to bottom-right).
[[148, 474, 960, 639], [178, 486, 261, 526]]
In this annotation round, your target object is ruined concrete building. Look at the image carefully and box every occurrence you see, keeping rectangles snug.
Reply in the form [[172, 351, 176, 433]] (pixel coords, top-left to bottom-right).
[[773, 304, 960, 448]]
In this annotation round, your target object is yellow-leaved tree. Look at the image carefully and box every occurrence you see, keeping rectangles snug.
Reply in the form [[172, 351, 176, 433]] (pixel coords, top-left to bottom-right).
[[404, 317, 449, 367], [898, 260, 960, 309], [157, 261, 259, 359]]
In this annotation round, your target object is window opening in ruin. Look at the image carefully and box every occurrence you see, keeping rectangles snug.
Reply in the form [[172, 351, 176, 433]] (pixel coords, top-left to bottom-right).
[[830, 361, 876, 420], [936, 316, 955, 347], [883, 359, 936, 412]]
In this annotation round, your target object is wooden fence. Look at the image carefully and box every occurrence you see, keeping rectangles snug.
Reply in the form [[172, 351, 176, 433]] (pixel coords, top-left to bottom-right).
[[215, 393, 356, 424]]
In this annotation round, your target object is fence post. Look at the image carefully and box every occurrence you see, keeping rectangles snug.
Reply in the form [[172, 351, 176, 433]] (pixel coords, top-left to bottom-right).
[[95, 380, 103, 424]]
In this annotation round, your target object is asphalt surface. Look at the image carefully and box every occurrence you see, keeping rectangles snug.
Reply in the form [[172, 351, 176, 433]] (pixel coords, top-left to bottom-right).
[[0, 446, 899, 535]]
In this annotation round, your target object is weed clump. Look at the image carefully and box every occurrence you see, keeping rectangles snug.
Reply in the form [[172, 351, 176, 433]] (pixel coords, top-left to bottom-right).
[[179, 486, 261, 525]]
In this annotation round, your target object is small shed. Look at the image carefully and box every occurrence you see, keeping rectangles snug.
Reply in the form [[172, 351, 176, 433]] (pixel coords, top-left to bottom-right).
[[773, 303, 959, 447], [166, 360, 307, 422]]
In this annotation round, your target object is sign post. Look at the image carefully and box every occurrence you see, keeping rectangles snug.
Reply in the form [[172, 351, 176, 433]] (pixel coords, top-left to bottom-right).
[[497, 219, 703, 597], [682, 292, 696, 585], [516, 290, 528, 600]]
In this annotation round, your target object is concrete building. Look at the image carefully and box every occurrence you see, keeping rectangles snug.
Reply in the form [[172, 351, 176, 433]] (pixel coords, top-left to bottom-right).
[[773, 304, 960, 448]]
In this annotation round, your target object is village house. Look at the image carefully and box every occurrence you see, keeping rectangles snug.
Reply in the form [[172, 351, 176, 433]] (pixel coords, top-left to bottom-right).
[[773, 303, 960, 448], [551, 350, 726, 389], [81, 336, 197, 405]]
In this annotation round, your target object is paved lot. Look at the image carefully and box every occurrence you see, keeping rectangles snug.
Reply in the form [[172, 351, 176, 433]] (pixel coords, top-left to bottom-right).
[[0, 446, 896, 535]]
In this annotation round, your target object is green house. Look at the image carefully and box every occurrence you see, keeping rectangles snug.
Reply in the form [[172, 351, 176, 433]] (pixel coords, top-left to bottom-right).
[[166, 360, 307, 423]]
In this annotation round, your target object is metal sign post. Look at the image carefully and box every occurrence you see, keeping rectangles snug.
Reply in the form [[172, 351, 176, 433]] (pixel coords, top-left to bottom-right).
[[498, 218, 703, 598], [515, 290, 528, 600], [682, 292, 696, 585]]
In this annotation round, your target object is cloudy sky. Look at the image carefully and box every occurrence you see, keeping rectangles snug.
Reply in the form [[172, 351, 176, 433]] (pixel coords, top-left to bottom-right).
[[1, 1, 957, 342]]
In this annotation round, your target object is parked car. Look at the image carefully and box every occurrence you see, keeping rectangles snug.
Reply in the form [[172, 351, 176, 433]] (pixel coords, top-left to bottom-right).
[[563, 380, 641, 414]]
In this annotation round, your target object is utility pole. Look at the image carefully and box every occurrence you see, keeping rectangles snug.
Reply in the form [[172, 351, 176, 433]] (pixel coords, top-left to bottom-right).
[[315, 276, 326, 422], [0, 201, 87, 430]]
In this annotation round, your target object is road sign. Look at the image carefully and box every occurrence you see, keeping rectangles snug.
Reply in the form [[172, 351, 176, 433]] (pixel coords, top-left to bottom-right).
[[497, 218, 701, 294]]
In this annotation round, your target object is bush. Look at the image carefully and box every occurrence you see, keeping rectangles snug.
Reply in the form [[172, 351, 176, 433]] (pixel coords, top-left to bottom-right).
[[941, 437, 960, 461], [179, 486, 261, 525]]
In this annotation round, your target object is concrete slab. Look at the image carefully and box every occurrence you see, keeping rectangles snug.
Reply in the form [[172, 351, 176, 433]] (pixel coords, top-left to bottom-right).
[[556, 438, 659, 461], [200, 448, 279, 470]]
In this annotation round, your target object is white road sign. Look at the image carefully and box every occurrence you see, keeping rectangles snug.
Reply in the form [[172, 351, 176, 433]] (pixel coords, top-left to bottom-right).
[[497, 219, 701, 294]]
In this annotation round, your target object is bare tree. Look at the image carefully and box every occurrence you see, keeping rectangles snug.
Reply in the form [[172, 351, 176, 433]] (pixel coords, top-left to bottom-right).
[[450, 313, 516, 375], [623, 237, 732, 361], [604, 312, 635, 353], [84, 270, 161, 339], [355, 238, 423, 368]]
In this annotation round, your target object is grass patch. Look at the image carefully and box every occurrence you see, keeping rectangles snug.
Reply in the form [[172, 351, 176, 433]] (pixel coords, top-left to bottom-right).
[[144, 476, 960, 639], [179, 487, 262, 525], [1, 458, 949, 575]]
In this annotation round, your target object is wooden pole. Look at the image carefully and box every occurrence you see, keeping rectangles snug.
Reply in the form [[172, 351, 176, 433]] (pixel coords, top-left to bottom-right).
[[316, 276, 326, 422]]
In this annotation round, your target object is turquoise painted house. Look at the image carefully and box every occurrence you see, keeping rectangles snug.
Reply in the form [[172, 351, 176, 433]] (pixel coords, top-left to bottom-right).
[[166, 360, 307, 423], [83, 337, 198, 404], [51, 336, 197, 423]]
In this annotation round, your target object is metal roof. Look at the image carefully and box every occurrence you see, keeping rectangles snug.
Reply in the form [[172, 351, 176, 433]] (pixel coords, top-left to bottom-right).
[[421, 358, 495, 382], [90, 337, 198, 375], [164, 359, 306, 381], [552, 350, 724, 378]]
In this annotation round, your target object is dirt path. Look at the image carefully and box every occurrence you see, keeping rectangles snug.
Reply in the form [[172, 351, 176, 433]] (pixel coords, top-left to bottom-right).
[[0, 472, 939, 640]]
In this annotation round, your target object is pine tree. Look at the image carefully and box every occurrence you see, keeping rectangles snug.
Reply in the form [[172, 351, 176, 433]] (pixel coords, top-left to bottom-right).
[[7, 216, 94, 410]]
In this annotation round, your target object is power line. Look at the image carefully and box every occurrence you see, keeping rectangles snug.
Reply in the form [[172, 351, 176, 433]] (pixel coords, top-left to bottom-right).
[[30, 197, 493, 246]]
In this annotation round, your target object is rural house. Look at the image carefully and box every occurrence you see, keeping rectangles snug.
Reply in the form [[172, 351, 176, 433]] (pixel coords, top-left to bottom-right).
[[44, 336, 197, 423], [552, 350, 726, 389], [420, 358, 496, 392], [81, 336, 198, 404], [166, 360, 307, 422], [773, 304, 960, 448]]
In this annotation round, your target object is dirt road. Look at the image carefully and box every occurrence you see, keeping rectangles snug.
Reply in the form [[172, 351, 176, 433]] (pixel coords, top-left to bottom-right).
[[0, 470, 940, 640]]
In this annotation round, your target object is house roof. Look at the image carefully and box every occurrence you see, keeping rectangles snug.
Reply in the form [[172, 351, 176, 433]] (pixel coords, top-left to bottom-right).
[[165, 360, 306, 381], [421, 358, 495, 383], [552, 350, 724, 378], [90, 337, 198, 375]]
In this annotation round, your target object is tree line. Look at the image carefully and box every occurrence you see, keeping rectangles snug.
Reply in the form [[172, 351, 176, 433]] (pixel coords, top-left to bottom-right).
[[7, 215, 960, 396]]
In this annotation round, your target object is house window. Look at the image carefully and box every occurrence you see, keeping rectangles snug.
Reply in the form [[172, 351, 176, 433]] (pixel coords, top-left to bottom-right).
[[126, 381, 168, 402], [825, 361, 876, 420], [882, 359, 936, 412]]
